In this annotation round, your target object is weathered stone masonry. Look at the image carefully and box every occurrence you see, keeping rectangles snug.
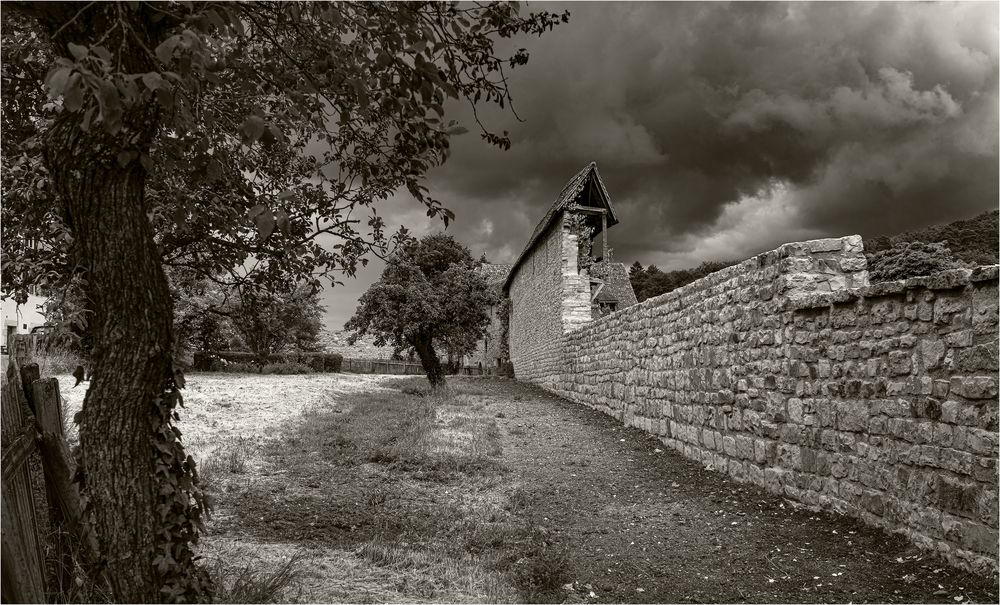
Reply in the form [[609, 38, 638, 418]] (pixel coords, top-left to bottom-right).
[[511, 233, 999, 574]]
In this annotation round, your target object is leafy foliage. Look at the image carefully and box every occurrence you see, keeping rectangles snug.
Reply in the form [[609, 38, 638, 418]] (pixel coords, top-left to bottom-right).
[[864, 210, 998, 268], [865, 241, 969, 283], [227, 283, 324, 367], [2, 2, 569, 310], [564, 212, 597, 271], [628, 260, 737, 302], [346, 234, 492, 387]]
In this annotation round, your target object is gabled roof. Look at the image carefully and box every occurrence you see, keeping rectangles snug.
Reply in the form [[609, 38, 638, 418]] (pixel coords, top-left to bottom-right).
[[503, 162, 617, 289], [476, 263, 512, 289], [592, 262, 638, 307]]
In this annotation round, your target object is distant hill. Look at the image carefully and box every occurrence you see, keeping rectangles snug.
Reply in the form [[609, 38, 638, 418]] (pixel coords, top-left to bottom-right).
[[864, 210, 998, 266], [629, 210, 999, 300]]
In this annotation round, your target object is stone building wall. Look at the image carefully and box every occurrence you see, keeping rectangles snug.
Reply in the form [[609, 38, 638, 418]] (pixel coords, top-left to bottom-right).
[[471, 301, 507, 371], [510, 234, 999, 573], [509, 215, 589, 370]]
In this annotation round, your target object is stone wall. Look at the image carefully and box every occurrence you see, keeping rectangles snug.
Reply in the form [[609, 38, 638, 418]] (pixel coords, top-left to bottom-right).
[[511, 234, 999, 574]]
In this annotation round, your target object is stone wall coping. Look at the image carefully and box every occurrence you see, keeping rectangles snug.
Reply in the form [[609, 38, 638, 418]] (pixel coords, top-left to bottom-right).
[[784, 265, 1000, 311], [566, 235, 864, 332]]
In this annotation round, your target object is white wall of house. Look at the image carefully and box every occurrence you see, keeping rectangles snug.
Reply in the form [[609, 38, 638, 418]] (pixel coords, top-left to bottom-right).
[[1, 294, 48, 347]]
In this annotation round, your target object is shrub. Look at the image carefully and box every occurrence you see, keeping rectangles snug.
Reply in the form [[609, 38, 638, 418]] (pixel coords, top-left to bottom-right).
[[322, 353, 343, 372], [866, 241, 968, 283], [261, 362, 313, 375], [498, 361, 515, 378], [193, 351, 342, 372]]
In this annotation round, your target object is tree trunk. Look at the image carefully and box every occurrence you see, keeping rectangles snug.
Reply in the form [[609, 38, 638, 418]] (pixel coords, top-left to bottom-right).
[[44, 110, 171, 601], [24, 4, 205, 602], [39, 59, 212, 605], [413, 336, 446, 389]]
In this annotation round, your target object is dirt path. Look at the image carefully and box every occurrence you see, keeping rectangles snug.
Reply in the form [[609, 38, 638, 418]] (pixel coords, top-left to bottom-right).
[[484, 379, 998, 604]]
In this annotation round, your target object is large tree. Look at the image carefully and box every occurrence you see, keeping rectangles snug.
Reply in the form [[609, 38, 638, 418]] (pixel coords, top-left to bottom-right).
[[345, 234, 493, 388], [1, 2, 566, 601]]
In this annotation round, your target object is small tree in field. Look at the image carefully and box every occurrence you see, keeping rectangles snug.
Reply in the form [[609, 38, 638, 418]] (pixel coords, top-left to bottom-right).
[[346, 234, 492, 388], [229, 283, 324, 368]]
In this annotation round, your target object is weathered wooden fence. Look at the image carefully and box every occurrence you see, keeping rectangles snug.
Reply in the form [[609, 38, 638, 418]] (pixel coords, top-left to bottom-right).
[[1, 335, 94, 603], [341, 357, 426, 375], [2, 363, 47, 602], [341, 357, 484, 376]]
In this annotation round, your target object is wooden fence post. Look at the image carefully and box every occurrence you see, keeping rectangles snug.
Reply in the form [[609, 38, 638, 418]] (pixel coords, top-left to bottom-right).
[[33, 377, 93, 594], [1, 356, 47, 603], [20, 362, 40, 414], [1, 489, 45, 603]]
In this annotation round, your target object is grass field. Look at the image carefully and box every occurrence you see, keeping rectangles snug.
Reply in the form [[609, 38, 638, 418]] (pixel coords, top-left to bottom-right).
[[58, 373, 564, 603]]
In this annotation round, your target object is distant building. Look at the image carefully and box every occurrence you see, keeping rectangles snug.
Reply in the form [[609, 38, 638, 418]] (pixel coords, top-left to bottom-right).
[[1, 293, 48, 350], [472, 162, 637, 372], [470, 262, 513, 371]]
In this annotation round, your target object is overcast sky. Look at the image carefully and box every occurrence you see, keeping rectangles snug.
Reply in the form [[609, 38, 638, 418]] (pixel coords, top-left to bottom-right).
[[322, 0, 999, 329]]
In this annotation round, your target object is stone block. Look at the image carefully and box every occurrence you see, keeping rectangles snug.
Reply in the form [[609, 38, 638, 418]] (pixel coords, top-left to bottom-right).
[[932, 423, 954, 448], [945, 330, 974, 348], [843, 235, 864, 254], [837, 400, 869, 432], [807, 238, 845, 253], [920, 340, 946, 369], [840, 256, 867, 271], [938, 448, 974, 476], [777, 444, 802, 469], [955, 345, 999, 372], [868, 416, 888, 435], [936, 476, 981, 517], [967, 428, 999, 456], [736, 435, 754, 460], [787, 397, 804, 424], [977, 488, 998, 529], [971, 285, 999, 335], [917, 300, 934, 321], [973, 456, 997, 483], [888, 351, 912, 375], [722, 435, 737, 457], [945, 517, 999, 557], [950, 376, 999, 400]]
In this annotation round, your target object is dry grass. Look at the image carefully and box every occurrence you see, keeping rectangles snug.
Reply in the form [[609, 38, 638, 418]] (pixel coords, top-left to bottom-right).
[[204, 546, 306, 603], [195, 375, 566, 602], [56, 372, 387, 460], [54, 372, 563, 602], [35, 350, 84, 377], [199, 436, 254, 493]]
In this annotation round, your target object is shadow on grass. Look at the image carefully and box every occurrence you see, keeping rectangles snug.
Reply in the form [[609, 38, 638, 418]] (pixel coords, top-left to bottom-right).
[[207, 385, 571, 602]]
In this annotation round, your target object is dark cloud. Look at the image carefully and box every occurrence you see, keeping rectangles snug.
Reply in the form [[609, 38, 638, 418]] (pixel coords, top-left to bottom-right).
[[323, 1, 999, 327]]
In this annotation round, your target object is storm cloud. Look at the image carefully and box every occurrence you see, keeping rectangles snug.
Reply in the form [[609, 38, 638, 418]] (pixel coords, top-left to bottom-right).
[[323, 1, 999, 327]]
